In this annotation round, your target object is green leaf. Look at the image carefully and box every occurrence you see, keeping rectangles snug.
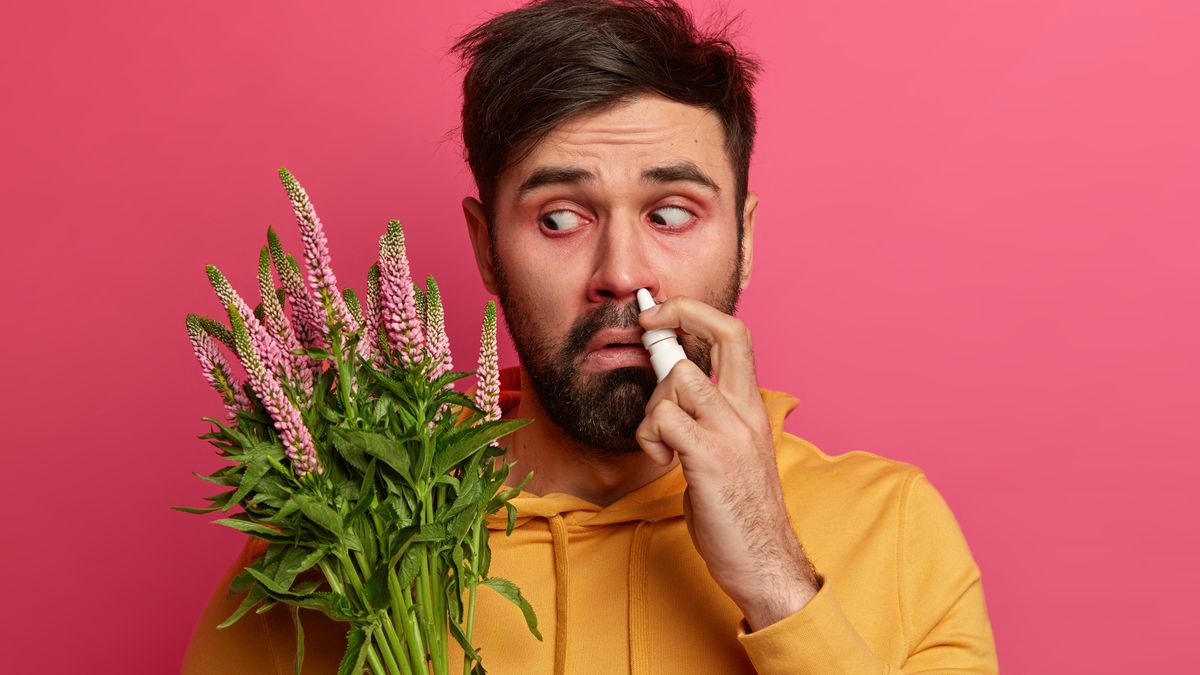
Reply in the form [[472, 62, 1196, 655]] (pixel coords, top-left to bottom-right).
[[384, 524, 420, 567], [363, 565, 390, 612], [337, 626, 369, 675], [213, 518, 287, 542], [217, 585, 267, 629], [445, 475, 484, 521], [296, 591, 357, 621], [505, 502, 517, 536], [171, 505, 219, 515], [411, 523, 447, 543], [433, 419, 531, 476], [225, 459, 271, 511], [397, 547, 423, 587], [293, 494, 343, 537], [430, 368, 477, 391], [264, 497, 300, 525], [277, 547, 327, 590], [244, 565, 292, 595], [331, 428, 413, 482], [482, 577, 542, 641], [448, 615, 482, 663], [360, 367, 411, 400], [192, 471, 237, 487], [329, 429, 369, 472], [445, 508, 474, 545], [478, 532, 492, 578], [344, 459, 378, 523]]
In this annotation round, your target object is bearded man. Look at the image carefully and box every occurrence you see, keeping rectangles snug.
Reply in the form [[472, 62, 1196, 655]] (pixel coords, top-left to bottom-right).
[[183, 1, 999, 673]]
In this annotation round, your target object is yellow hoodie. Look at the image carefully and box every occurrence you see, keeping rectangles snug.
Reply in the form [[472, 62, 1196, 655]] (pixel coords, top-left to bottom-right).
[[183, 366, 999, 674]]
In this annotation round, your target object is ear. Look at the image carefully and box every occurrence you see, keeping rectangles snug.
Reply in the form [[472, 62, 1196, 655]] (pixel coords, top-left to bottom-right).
[[738, 191, 758, 292], [462, 197, 499, 295]]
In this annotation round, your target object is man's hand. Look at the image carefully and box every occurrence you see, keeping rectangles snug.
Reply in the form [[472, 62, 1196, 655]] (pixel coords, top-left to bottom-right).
[[635, 295, 821, 631]]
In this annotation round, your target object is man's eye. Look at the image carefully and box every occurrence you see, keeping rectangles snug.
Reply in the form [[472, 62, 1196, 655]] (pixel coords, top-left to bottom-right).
[[540, 210, 585, 232], [649, 205, 694, 228]]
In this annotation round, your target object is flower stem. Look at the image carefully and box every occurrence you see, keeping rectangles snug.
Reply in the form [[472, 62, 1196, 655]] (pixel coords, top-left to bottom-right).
[[462, 519, 483, 675], [391, 570, 428, 674], [373, 631, 405, 675], [366, 643, 390, 675]]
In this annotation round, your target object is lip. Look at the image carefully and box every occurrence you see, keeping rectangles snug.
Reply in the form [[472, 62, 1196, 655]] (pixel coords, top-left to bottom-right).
[[584, 328, 645, 355], [582, 329, 651, 371]]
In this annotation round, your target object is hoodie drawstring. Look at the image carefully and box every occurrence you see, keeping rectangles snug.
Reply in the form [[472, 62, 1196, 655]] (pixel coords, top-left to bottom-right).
[[549, 514, 569, 675], [628, 520, 653, 675]]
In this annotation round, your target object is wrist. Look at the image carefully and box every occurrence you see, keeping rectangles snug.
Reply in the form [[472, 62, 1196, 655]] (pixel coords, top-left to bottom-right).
[[740, 571, 821, 632]]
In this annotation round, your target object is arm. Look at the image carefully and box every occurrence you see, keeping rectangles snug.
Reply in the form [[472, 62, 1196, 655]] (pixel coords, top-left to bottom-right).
[[735, 472, 999, 674]]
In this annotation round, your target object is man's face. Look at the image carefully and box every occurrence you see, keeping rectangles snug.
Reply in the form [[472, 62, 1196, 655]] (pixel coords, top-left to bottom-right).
[[465, 93, 756, 458]]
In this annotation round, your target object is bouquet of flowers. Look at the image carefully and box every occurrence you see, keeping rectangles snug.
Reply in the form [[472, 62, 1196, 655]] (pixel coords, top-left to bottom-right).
[[179, 168, 540, 675]]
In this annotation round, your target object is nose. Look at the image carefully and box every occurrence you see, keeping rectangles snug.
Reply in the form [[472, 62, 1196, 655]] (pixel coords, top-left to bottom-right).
[[585, 211, 659, 307]]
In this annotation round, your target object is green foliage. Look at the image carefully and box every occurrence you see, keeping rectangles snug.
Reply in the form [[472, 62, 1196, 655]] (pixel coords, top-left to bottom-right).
[[183, 189, 537, 675]]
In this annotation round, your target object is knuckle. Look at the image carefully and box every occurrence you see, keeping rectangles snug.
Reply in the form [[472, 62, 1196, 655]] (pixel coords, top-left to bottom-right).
[[684, 371, 715, 402]]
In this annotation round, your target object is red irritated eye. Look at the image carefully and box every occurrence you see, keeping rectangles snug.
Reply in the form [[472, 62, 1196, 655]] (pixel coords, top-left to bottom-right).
[[540, 210, 586, 232], [649, 205, 694, 229]]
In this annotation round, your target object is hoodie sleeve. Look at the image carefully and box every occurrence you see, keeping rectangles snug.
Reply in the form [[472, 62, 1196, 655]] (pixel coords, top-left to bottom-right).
[[180, 545, 286, 675], [734, 471, 999, 674]]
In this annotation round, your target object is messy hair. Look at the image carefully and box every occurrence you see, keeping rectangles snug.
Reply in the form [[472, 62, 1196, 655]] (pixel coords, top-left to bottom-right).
[[450, 0, 762, 236]]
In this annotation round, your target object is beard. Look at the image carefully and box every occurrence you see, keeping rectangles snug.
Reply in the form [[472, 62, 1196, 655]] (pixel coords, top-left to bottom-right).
[[492, 255, 743, 460]]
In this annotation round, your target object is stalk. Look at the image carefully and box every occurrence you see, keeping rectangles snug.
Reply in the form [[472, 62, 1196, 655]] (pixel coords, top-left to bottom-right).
[[366, 644, 391, 675], [330, 330, 358, 420], [374, 628, 405, 675], [391, 572, 429, 673], [353, 549, 411, 675], [462, 518, 483, 675], [413, 545, 436, 670], [336, 550, 405, 675]]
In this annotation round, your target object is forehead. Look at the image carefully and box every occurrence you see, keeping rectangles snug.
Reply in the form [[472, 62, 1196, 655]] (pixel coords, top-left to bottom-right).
[[498, 94, 732, 197]]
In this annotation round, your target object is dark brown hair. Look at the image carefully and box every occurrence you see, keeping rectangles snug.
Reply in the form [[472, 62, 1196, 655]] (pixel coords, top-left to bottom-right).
[[450, 0, 762, 236]]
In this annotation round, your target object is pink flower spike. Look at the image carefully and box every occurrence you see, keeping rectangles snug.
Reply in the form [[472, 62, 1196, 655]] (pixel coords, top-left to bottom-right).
[[206, 265, 287, 380], [278, 168, 359, 334], [186, 315, 250, 420], [357, 264, 381, 363], [378, 221, 425, 367], [268, 226, 326, 349], [258, 247, 313, 398], [424, 275, 452, 380], [227, 304, 321, 477], [474, 300, 501, 424]]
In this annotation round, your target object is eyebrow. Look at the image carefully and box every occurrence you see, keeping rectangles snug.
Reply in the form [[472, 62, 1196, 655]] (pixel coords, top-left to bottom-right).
[[515, 161, 722, 200]]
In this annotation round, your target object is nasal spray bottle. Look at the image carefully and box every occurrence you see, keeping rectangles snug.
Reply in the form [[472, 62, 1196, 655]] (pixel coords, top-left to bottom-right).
[[636, 288, 689, 382]]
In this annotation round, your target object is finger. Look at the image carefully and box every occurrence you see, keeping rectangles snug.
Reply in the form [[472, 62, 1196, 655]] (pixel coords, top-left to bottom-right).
[[637, 398, 712, 468], [644, 357, 736, 429], [635, 399, 679, 466], [639, 295, 759, 415]]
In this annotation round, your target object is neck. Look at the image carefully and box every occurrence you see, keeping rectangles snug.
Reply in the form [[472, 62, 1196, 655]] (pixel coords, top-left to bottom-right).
[[501, 367, 679, 507]]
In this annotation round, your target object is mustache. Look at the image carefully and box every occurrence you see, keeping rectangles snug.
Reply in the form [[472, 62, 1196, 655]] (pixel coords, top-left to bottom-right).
[[562, 298, 643, 358]]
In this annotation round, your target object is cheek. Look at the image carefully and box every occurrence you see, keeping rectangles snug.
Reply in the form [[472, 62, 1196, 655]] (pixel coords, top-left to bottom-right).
[[659, 225, 739, 289], [495, 242, 576, 327]]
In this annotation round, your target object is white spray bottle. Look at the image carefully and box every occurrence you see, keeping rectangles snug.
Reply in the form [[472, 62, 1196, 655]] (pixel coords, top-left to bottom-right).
[[636, 288, 689, 382]]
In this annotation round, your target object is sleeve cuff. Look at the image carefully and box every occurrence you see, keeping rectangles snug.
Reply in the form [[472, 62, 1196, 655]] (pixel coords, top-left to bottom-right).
[[735, 574, 888, 674]]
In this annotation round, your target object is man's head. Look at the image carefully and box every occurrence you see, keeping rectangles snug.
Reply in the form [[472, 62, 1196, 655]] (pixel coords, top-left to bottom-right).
[[452, 0, 761, 458]]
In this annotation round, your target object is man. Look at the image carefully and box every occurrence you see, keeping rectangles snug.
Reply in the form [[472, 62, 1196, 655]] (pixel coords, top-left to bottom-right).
[[183, 1, 999, 672]]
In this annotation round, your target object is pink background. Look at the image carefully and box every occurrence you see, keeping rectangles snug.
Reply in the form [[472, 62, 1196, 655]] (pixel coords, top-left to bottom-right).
[[2, 0, 1196, 672]]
